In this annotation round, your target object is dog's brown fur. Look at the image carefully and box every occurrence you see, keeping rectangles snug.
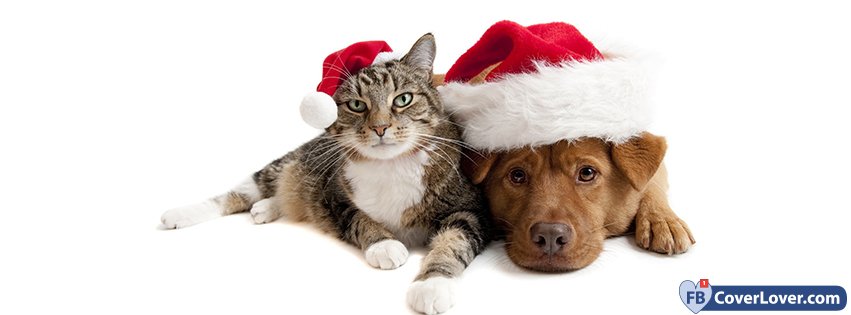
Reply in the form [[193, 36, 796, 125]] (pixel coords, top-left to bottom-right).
[[463, 134, 694, 272]]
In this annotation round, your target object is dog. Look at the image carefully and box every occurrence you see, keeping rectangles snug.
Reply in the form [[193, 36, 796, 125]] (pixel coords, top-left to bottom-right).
[[462, 133, 695, 272], [431, 21, 695, 272]]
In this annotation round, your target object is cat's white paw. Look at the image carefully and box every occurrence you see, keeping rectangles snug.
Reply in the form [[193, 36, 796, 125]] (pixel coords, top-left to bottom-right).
[[250, 198, 279, 224], [161, 200, 222, 229], [407, 277, 457, 315], [364, 239, 408, 270]]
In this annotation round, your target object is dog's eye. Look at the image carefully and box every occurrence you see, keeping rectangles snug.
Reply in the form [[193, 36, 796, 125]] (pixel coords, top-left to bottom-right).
[[508, 168, 528, 184], [578, 167, 597, 182]]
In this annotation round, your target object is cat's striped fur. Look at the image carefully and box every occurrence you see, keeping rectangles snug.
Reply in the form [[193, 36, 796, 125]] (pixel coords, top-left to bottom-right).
[[161, 34, 490, 315]]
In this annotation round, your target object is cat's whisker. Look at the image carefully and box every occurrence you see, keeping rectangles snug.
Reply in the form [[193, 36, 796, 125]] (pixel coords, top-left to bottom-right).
[[323, 58, 354, 78], [438, 118, 467, 130], [304, 136, 350, 157], [318, 75, 354, 84], [306, 148, 349, 184], [413, 134, 462, 149], [304, 147, 348, 180], [428, 141, 479, 165], [430, 138, 480, 155], [414, 138, 464, 166], [330, 53, 355, 78], [414, 136, 480, 168], [415, 136, 464, 152], [319, 132, 356, 138], [305, 147, 343, 166], [322, 133, 357, 142], [321, 144, 359, 191], [415, 133, 481, 153], [443, 106, 470, 118], [306, 141, 342, 160], [305, 136, 350, 159], [425, 142, 463, 183], [409, 140, 449, 170], [411, 139, 463, 185], [305, 138, 359, 180], [321, 63, 353, 77], [431, 144, 483, 170]]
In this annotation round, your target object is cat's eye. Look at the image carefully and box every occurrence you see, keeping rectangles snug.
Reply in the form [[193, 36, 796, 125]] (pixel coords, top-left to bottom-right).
[[393, 93, 413, 108], [577, 166, 597, 183], [347, 100, 367, 113], [508, 168, 528, 184]]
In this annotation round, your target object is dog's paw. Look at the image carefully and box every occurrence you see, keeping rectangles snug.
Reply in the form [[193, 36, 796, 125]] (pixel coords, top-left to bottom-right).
[[407, 277, 457, 315], [249, 198, 280, 224], [364, 239, 408, 270], [635, 211, 695, 255], [161, 201, 222, 229]]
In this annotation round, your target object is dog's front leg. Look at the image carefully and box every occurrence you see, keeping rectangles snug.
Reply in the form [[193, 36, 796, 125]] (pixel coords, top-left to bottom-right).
[[634, 171, 695, 255]]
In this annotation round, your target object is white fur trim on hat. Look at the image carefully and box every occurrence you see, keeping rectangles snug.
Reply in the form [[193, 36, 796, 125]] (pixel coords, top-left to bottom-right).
[[373, 51, 405, 65], [439, 51, 651, 151], [300, 91, 338, 129]]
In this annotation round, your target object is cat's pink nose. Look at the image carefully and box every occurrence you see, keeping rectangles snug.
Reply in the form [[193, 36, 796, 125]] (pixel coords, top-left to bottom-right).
[[371, 124, 390, 137]]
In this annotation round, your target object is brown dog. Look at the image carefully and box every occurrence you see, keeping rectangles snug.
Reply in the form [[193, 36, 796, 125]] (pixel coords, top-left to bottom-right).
[[463, 133, 694, 272]]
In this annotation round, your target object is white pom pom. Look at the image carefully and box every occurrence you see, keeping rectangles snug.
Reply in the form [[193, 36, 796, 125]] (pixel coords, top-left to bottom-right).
[[300, 92, 338, 129]]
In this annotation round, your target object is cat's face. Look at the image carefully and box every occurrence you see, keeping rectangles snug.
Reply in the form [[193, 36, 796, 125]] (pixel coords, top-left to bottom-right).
[[329, 34, 441, 160]]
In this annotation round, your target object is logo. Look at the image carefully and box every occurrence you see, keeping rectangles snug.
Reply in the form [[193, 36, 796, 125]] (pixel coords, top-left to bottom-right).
[[679, 279, 846, 313], [680, 279, 712, 313]]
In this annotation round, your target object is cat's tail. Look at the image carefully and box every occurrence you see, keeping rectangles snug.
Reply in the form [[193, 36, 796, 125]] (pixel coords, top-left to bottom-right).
[[159, 151, 300, 229]]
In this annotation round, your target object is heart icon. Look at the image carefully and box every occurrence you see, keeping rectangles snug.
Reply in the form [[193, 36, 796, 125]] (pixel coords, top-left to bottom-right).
[[679, 280, 712, 314]]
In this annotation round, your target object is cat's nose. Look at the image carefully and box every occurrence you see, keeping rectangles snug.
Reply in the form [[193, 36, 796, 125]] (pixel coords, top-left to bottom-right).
[[370, 124, 391, 137]]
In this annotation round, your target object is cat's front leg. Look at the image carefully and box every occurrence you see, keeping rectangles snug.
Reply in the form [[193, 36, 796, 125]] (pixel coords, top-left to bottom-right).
[[407, 211, 489, 315], [337, 207, 409, 270]]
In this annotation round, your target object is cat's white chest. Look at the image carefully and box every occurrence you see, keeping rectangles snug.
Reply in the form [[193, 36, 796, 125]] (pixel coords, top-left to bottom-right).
[[344, 151, 429, 232]]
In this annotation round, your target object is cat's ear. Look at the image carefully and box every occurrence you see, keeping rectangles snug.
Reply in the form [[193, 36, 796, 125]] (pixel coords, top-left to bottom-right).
[[401, 33, 436, 73]]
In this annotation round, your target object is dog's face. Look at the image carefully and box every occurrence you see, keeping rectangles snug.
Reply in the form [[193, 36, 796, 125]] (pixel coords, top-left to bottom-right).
[[465, 133, 666, 272]]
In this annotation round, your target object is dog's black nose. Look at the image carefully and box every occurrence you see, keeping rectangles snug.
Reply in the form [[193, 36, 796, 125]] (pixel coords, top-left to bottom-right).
[[530, 222, 572, 255]]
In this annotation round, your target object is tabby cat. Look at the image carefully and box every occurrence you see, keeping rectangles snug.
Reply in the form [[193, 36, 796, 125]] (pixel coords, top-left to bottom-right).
[[160, 34, 490, 315]]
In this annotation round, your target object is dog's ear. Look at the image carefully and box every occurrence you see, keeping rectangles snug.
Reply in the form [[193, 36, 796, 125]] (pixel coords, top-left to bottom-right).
[[461, 149, 498, 185], [432, 74, 445, 87], [611, 132, 667, 191]]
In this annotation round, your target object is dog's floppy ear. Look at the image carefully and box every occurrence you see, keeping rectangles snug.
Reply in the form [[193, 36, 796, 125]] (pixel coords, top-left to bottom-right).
[[611, 132, 667, 191], [432, 74, 445, 87], [461, 149, 498, 185]]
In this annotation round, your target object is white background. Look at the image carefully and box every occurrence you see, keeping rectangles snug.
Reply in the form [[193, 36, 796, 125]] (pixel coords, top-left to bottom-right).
[[2, 1, 849, 314]]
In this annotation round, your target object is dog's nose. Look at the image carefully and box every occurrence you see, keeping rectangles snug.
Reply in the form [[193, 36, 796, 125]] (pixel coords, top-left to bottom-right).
[[530, 222, 572, 255], [370, 124, 390, 137]]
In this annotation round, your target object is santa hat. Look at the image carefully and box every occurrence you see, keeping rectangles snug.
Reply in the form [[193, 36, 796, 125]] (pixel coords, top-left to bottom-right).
[[300, 41, 403, 129], [440, 21, 651, 151]]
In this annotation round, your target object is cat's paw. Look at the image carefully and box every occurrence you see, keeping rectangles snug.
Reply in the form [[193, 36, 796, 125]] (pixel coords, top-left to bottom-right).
[[161, 201, 222, 229], [249, 198, 280, 224], [364, 239, 408, 270], [407, 277, 457, 315]]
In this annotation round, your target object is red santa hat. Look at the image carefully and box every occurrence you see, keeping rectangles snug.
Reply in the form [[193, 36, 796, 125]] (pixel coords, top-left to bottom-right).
[[300, 40, 402, 129], [440, 21, 651, 151]]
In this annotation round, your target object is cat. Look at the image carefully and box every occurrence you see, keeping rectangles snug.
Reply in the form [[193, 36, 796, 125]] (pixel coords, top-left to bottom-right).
[[160, 34, 491, 315]]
